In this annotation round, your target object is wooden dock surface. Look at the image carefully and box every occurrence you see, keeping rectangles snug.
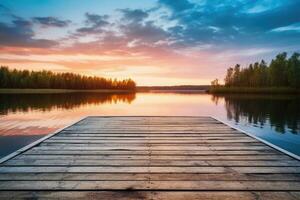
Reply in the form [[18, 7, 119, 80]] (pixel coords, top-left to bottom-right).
[[0, 116, 299, 199]]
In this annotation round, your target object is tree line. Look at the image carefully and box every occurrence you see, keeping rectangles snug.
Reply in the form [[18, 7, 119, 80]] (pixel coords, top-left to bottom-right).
[[219, 52, 300, 88], [0, 66, 136, 90]]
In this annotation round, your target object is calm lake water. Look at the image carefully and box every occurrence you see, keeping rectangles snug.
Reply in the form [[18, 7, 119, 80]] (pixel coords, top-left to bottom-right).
[[0, 92, 299, 158]]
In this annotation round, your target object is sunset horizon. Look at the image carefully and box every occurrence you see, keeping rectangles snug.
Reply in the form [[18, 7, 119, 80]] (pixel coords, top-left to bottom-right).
[[1, 0, 300, 85]]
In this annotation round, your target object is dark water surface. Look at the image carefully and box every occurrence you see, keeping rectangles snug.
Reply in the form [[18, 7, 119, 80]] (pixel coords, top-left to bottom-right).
[[0, 92, 299, 158]]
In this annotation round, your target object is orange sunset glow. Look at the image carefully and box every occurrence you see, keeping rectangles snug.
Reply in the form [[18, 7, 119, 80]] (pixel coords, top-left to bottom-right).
[[1, 0, 298, 85], [0, 42, 220, 85]]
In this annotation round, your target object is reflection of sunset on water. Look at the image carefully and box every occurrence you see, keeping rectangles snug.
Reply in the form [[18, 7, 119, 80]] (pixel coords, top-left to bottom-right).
[[0, 92, 300, 157], [0, 93, 135, 136], [0, 93, 224, 136]]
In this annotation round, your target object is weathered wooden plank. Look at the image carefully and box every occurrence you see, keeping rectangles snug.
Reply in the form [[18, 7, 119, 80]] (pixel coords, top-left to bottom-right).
[[80, 120, 220, 124], [44, 142, 262, 147], [56, 133, 245, 139], [77, 120, 226, 127], [67, 122, 230, 125], [51, 136, 249, 140], [14, 154, 291, 161], [67, 118, 223, 122], [40, 143, 265, 148], [66, 127, 234, 131], [44, 139, 258, 144], [0, 180, 300, 190], [57, 133, 242, 137], [0, 191, 298, 200], [41, 142, 262, 147], [60, 131, 240, 134], [0, 166, 227, 173], [24, 149, 278, 155], [32, 145, 271, 151], [63, 129, 237, 133], [66, 122, 233, 127], [80, 125, 229, 129], [77, 122, 228, 125], [206, 160, 300, 167], [67, 125, 234, 128], [0, 173, 299, 181], [232, 167, 300, 174], [1, 166, 300, 174], [83, 119, 222, 122], [4, 159, 300, 167], [52, 134, 247, 138], [3, 160, 208, 166], [51, 136, 251, 142]]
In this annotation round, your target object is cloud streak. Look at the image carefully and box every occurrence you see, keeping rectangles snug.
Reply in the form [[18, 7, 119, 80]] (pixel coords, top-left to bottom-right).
[[76, 13, 109, 34], [33, 17, 71, 28], [0, 19, 58, 48]]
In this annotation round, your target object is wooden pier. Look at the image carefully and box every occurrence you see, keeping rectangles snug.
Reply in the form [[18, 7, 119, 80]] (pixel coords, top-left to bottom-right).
[[0, 116, 299, 199]]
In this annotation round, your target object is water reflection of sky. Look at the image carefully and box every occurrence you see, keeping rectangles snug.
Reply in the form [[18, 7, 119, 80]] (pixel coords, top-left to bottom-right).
[[0, 92, 299, 158], [221, 116, 300, 157]]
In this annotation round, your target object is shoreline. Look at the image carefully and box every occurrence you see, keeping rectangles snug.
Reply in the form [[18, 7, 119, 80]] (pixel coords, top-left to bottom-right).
[[1, 87, 300, 94], [209, 87, 300, 94], [0, 89, 135, 94], [0, 88, 208, 94]]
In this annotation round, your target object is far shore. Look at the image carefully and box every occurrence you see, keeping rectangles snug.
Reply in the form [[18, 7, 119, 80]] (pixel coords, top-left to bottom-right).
[[0, 89, 135, 94], [0, 88, 207, 94], [209, 87, 300, 94], [2, 87, 300, 94]]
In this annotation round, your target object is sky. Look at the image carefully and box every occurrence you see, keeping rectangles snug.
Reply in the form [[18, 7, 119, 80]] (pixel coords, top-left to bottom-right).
[[0, 0, 300, 86]]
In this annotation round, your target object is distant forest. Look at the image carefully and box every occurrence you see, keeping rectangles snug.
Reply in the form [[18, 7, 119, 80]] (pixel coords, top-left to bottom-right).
[[0, 67, 136, 90], [214, 52, 300, 88]]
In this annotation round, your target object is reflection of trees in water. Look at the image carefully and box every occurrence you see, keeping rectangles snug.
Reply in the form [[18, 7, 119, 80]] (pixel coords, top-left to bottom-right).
[[0, 93, 136, 114], [212, 94, 300, 134]]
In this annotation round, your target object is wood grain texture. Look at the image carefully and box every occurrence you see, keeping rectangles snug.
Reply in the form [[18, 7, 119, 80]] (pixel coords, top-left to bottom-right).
[[0, 191, 298, 200], [0, 116, 299, 200]]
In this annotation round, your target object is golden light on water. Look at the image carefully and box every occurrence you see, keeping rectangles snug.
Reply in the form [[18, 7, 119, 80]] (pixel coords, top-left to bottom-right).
[[0, 93, 225, 136]]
